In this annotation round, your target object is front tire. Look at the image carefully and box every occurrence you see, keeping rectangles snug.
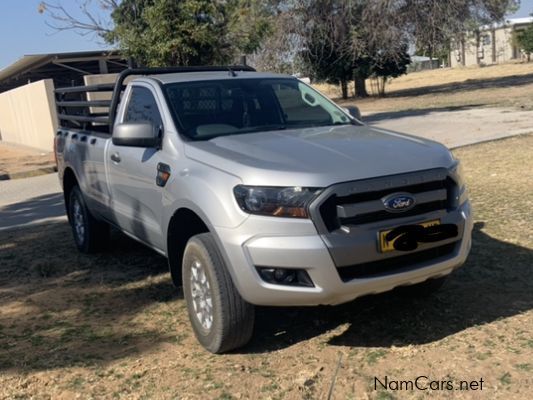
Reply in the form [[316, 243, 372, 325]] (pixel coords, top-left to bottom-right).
[[182, 233, 254, 353], [68, 186, 109, 253]]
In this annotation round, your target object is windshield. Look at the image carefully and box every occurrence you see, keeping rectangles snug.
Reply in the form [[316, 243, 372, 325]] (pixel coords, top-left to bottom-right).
[[164, 78, 357, 140]]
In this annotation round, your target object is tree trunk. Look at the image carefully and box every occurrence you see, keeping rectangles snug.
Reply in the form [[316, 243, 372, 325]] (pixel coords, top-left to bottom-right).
[[370, 78, 377, 96], [340, 79, 348, 99], [378, 77, 386, 97], [354, 76, 368, 98], [475, 30, 481, 65], [461, 36, 466, 66], [491, 29, 497, 63]]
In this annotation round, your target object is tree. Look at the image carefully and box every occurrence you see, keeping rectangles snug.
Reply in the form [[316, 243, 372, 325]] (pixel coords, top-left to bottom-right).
[[39, 0, 521, 91], [404, 1, 465, 66], [39, 0, 272, 66], [248, 2, 302, 73], [38, 0, 116, 38], [355, 1, 410, 97], [298, 0, 358, 99], [516, 23, 533, 62], [370, 46, 411, 96], [301, 0, 519, 97], [304, 28, 354, 99], [298, 0, 409, 98], [106, 0, 228, 66], [403, 0, 519, 66]]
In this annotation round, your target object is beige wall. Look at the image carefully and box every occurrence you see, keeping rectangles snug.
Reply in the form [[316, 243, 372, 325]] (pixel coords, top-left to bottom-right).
[[0, 79, 58, 152], [450, 26, 519, 68], [478, 27, 515, 65]]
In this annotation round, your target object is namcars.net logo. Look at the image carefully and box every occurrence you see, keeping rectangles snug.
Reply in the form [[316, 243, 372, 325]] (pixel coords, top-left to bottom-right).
[[374, 376, 484, 392]]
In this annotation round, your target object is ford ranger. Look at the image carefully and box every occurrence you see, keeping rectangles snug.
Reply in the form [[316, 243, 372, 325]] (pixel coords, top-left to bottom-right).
[[54, 66, 472, 353]]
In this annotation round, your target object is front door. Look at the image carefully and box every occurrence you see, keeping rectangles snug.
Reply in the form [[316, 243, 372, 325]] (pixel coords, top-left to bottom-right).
[[106, 84, 165, 250]]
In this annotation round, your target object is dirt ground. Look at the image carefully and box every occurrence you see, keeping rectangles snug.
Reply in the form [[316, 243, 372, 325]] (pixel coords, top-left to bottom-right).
[[315, 62, 533, 113], [0, 134, 531, 399], [0, 142, 55, 179]]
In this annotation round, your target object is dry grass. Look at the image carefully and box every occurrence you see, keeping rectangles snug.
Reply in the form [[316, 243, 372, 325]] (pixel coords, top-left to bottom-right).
[[0, 135, 532, 399], [0, 142, 55, 178], [382, 63, 532, 94], [314, 62, 533, 113]]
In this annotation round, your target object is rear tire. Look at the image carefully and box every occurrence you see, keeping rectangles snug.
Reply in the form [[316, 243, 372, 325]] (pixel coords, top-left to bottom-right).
[[68, 186, 109, 253], [182, 233, 254, 353], [397, 276, 448, 298]]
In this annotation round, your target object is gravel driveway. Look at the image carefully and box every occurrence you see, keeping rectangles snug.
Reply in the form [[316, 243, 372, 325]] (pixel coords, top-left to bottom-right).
[[0, 173, 65, 231], [368, 106, 532, 148]]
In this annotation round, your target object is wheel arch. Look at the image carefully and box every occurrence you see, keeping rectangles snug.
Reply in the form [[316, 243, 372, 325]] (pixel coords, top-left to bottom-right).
[[62, 167, 79, 220], [166, 207, 211, 286]]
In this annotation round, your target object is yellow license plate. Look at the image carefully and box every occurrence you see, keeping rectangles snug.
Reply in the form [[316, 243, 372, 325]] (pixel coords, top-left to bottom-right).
[[379, 219, 441, 253]]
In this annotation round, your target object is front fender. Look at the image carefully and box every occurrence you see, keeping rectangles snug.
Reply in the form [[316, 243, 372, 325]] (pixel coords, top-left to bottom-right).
[[161, 163, 248, 252]]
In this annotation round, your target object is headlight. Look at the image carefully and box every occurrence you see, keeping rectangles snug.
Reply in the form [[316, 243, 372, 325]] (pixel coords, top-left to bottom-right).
[[233, 186, 322, 218], [450, 160, 468, 205], [450, 160, 465, 188]]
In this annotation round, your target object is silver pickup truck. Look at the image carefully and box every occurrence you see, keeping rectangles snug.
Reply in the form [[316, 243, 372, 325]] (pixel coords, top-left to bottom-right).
[[54, 66, 472, 353]]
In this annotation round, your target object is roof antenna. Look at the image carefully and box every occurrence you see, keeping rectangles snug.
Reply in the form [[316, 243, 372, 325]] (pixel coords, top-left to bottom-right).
[[228, 66, 237, 77]]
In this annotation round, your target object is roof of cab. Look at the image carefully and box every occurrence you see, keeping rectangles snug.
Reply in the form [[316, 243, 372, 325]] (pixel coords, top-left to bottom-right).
[[148, 70, 293, 85]]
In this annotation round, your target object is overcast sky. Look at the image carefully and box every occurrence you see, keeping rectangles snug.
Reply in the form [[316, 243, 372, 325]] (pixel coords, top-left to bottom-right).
[[1, 0, 532, 70]]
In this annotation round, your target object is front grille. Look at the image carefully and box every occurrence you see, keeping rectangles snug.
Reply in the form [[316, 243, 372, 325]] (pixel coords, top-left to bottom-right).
[[336, 180, 448, 205], [341, 201, 446, 225], [318, 176, 456, 231], [337, 242, 459, 282]]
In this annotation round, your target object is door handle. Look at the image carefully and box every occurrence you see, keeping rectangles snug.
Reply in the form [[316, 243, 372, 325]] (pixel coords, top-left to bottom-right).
[[110, 152, 121, 163]]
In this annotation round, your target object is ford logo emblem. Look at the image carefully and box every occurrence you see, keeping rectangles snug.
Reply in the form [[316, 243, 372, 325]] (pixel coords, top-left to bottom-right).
[[382, 193, 416, 213]]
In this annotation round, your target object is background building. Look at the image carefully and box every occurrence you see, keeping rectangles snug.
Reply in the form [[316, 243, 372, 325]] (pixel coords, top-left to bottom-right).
[[450, 17, 533, 67]]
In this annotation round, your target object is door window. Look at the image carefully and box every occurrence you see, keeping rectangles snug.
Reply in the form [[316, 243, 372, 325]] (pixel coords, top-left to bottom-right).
[[124, 86, 163, 127]]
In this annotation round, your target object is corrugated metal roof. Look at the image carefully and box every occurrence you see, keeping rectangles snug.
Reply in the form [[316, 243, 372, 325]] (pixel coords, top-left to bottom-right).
[[0, 50, 121, 83], [0, 55, 50, 82]]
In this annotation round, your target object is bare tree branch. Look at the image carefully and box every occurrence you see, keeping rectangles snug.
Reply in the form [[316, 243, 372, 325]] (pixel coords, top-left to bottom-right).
[[38, 0, 117, 39]]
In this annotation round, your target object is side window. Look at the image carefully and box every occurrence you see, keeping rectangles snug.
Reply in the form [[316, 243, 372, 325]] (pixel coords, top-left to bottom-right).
[[124, 86, 163, 127], [273, 83, 306, 110], [273, 83, 332, 125]]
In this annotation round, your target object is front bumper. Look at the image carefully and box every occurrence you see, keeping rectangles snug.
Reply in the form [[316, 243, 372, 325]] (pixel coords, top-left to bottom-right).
[[214, 201, 473, 306]]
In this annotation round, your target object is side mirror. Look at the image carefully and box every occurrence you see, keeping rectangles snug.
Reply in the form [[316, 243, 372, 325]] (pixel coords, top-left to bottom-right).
[[344, 106, 362, 121], [112, 123, 161, 148]]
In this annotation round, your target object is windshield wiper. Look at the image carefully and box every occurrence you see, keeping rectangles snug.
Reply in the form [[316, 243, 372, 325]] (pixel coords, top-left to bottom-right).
[[238, 124, 287, 134], [203, 125, 287, 140]]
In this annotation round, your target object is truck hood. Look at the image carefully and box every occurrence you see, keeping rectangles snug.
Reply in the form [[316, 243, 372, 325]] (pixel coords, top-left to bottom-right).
[[184, 124, 455, 187]]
